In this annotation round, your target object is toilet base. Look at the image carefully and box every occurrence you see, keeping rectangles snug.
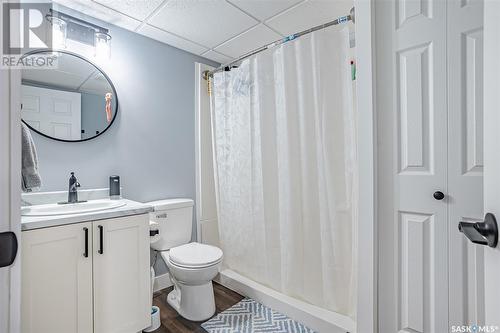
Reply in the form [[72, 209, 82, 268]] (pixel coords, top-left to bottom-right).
[[167, 281, 216, 321]]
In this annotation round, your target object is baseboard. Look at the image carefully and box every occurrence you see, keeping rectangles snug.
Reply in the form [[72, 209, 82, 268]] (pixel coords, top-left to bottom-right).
[[153, 273, 173, 292]]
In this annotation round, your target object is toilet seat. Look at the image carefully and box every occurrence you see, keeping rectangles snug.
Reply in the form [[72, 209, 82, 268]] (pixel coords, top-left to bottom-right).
[[168, 242, 223, 269]]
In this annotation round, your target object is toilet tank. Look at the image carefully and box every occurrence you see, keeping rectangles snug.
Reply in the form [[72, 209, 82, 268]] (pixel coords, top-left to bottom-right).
[[147, 198, 194, 251]]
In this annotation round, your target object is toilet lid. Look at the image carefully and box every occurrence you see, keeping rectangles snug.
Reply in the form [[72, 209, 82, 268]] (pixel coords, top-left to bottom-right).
[[169, 242, 223, 268]]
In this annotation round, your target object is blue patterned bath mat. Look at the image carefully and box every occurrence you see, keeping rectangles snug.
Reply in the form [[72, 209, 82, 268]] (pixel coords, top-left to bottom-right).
[[201, 298, 317, 333]]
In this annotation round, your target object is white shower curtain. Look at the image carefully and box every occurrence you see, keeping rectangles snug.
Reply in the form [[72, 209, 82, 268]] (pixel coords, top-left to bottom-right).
[[211, 27, 357, 317]]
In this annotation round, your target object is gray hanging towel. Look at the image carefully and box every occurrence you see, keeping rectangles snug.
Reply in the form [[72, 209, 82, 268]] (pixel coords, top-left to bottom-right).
[[21, 122, 41, 192]]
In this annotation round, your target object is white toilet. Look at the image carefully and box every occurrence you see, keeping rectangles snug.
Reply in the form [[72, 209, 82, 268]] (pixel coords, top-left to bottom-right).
[[148, 199, 223, 321]]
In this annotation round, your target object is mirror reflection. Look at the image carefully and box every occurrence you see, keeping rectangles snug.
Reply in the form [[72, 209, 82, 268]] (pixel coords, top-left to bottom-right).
[[21, 51, 117, 142]]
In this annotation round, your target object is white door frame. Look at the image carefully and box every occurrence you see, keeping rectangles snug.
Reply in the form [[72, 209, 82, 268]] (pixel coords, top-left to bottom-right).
[[0, 58, 22, 333], [483, 0, 500, 325], [194, 62, 216, 245], [1, 5, 22, 331], [355, 0, 377, 332]]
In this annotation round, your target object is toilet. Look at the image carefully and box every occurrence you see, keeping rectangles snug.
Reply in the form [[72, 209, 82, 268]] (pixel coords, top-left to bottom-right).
[[148, 199, 223, 321]]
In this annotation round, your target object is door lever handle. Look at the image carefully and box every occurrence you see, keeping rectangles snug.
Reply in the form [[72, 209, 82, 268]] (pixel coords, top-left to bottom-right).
[[459, 213, 498, 248], [0, 232, 18, 267]]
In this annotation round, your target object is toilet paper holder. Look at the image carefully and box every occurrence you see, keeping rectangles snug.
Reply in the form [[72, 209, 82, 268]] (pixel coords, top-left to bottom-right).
[[149, 221, 160, 243]]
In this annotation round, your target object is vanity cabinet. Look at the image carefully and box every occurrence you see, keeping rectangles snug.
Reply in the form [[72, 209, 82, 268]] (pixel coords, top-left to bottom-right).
[[21, 214, 150, 333]]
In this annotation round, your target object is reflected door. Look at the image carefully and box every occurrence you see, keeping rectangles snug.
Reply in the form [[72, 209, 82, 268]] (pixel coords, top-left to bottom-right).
[[21, 85, 81, 140]]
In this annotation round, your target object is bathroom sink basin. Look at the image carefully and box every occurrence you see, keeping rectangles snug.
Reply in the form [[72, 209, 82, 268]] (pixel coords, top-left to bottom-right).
[[21, 199, 127, 217]]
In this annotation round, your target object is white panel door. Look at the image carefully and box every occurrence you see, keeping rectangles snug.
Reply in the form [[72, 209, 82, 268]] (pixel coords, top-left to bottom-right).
[[447, 0, 485, 327], [92, 215, 150, 333], [21, 85, 81, 140], [21, 223, 93, 333], [380, 0, 449, 332], [483, 0, 500, 325], [377, 0, 485, 331]]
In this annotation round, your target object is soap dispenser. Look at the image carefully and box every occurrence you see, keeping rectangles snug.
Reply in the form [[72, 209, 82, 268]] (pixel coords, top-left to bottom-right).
[[109, 175, 120, 200]]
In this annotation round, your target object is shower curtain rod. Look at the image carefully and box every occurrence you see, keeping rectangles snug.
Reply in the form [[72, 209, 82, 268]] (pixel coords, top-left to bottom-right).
[[203, 7, 355, 80]]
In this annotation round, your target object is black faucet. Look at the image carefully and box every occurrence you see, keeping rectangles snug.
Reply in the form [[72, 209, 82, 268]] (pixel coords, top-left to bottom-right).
[[68, 172, 81, 203]]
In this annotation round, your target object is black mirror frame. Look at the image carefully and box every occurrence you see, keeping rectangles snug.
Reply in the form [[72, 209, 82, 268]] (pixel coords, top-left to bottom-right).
[[20, 49, 119, 143]]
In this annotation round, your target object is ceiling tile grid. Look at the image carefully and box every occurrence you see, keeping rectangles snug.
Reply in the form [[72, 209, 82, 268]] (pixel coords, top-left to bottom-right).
[[137, 24, 209, 54], [53, 0, 354, 65], [227, 0, 303, 21], [148, 0, 259, 48], [214, 24, 281, 58], [54, 0, 143, 31], [266, 0, 353, 36], [200, 50, 233, 64], [93, 0, 165, 21]]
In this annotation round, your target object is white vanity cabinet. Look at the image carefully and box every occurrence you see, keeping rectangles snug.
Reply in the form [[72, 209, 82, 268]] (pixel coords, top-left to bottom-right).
[[21, 214, 150, 333]]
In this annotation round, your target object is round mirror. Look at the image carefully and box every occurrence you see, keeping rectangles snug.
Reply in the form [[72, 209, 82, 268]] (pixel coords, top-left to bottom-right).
[[21, 50, 118, 142]]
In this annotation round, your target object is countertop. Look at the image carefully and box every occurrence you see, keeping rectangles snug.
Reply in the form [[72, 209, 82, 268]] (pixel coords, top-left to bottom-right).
[[21, 199, 153, 231]]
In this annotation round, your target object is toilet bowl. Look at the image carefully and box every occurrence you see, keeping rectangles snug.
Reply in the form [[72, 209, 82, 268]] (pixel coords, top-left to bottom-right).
[[147, 199, 224, 322], [161, 242, 223, 321]]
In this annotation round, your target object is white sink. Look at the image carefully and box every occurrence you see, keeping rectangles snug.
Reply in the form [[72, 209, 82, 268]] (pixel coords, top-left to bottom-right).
[[21, 199, 127, 217]]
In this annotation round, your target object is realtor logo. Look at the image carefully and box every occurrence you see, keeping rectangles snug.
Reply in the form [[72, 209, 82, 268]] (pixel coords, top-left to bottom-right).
[[3, 2, 53, 55], [2, 1, 56, 68]]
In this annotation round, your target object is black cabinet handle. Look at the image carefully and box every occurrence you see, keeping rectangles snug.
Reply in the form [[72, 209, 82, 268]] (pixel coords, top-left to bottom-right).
[[83, 227, 89, 258], [98, 225, 104, 254]]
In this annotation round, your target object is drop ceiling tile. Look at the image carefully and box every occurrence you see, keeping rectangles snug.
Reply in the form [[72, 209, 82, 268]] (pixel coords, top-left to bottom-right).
[[149, 0, 258, 48], [53, 0, 142, 31], [22, 69, 88, 90], [80, 71, 112, 95], [215, 24, 281, 58], [201, 50, 233, 64], [92, 0, 164, 21], [137, 24, 209, 55], [266, 0, 353, 36], [228, 0, 303, 21]]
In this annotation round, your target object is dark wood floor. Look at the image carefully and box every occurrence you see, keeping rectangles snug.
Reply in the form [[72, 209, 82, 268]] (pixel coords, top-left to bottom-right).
[[150, 282, 244, 333]]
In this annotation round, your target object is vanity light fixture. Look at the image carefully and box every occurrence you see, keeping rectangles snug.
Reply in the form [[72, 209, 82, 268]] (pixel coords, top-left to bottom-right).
[[46, 9, 112, 59], [46, 15, 67, 49], [94, 32, 112, 60]]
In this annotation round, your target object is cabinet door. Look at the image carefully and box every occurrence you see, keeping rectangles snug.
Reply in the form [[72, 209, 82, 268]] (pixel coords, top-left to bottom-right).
[[21, 223, 93, 333], [93, 215, 150, 333]]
